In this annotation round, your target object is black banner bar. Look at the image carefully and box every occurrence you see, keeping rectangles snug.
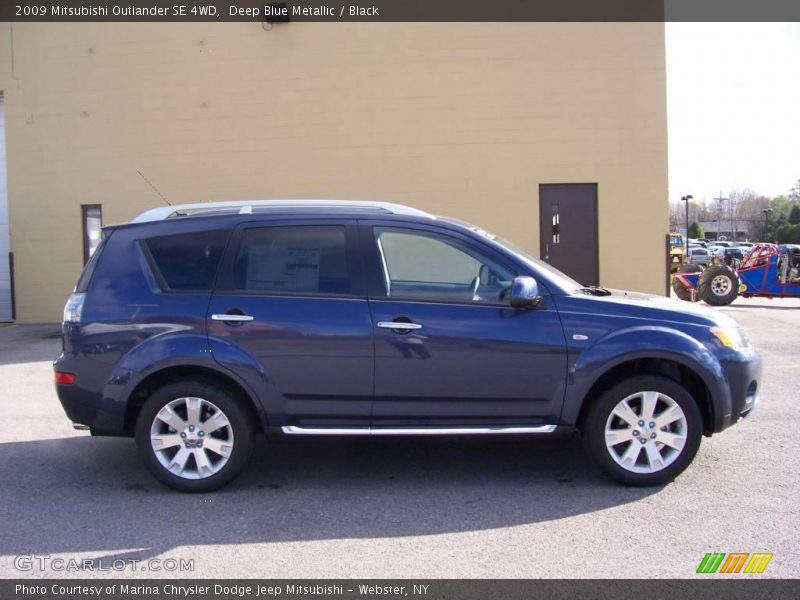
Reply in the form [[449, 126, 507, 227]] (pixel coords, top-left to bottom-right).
[[3, 0, 800, 22]]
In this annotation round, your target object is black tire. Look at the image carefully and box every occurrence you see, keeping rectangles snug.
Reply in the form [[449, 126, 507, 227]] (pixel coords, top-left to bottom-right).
[[582, 375, 703, 486], [697, 265, 739, 306], [672, 264, 702, 302], [135, 379, 255, 492]]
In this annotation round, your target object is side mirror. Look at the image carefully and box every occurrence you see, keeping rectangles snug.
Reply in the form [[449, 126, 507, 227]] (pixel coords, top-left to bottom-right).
[[509, 276, 542, 309]]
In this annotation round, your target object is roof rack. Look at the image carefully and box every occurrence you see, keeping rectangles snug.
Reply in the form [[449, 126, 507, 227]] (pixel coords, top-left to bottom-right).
[[131, 200, 433, 223]]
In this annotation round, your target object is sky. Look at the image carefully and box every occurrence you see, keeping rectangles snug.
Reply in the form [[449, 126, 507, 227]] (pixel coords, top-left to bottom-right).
[[666, 23, 800, 205]]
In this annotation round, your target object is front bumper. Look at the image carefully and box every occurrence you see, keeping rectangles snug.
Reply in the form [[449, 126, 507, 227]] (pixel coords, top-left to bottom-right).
[[714, 354, 762, 433]]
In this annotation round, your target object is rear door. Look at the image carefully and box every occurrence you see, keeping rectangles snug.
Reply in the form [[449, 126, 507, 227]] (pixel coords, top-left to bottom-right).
[[361, 221, 568, 427], [207, 219, 374, 426]]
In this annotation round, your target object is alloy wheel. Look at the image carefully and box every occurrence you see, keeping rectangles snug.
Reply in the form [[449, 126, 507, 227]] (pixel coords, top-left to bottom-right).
[[150, 397, 234, 479], [604, 391, 688, 474]]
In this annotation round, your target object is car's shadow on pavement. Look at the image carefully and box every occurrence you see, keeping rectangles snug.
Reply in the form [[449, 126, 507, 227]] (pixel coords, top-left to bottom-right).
[[0, 434, 660, 566]]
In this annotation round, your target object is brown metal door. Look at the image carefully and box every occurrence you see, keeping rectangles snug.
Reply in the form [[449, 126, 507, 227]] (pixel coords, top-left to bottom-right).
[[539, 183, 599, 286]]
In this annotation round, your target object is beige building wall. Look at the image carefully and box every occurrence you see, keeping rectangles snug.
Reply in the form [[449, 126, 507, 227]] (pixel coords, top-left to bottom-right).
[[0, 22, 668, 322]]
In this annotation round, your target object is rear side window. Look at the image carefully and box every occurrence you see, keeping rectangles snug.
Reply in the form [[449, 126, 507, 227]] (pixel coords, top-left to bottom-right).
[[143, 230, 228, 292], [234, 226, 350, 295]]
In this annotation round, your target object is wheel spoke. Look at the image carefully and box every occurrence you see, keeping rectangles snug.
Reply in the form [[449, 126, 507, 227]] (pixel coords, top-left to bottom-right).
[[151, 433, 182, 451], [167, 447, 192, 475], [644, 442, 665, 471], [605, 429, 633, 446], [655, 403, 684, 428], [185, 397, 202, 427], [619, 441, 642, 469], [641, 391, 659, 421], [612, 401, 639, 427], [156, 405, 186, 432], [203, 436, 233, 458], [658, 430, 686, 451], [193, 448, 214, 478], [202, 410, 230, 434]]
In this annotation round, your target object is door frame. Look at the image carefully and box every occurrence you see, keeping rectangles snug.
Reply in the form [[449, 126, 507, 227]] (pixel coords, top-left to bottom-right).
[[538, 183, 599, 286]]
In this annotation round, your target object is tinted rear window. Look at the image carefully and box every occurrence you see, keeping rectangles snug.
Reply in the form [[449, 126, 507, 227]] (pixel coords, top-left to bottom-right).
[[143, 230, 228, 291]]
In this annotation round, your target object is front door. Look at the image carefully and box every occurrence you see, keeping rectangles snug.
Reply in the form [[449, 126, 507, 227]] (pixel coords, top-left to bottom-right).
[[207, 220, 374, 426], [362, 222, 568, 427], [539, 183, 599, 286]]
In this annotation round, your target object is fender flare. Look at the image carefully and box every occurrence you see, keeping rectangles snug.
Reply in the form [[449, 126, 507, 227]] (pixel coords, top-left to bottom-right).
[[560, 326, 730, 431], [100, 332, 270, 431]]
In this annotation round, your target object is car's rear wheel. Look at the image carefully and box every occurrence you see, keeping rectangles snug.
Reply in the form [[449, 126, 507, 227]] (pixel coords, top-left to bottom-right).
[[582, 376, 702, 486], [135, 379, 254, 492], [698, 265, 739, 306]]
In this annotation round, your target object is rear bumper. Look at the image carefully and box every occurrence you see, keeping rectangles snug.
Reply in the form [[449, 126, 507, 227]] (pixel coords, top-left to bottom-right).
[[713, 354, 762, 433], [54, 354, 128, 436]]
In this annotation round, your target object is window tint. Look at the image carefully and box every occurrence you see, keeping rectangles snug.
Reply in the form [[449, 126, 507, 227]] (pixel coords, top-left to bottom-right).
[[234, 226, 350, 295], [374, 227, 515, 304], [143, 230, 227, 292]]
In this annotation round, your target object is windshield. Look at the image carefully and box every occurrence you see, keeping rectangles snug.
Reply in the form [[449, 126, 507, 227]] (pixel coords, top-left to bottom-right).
[[446, 219, 583, 293]]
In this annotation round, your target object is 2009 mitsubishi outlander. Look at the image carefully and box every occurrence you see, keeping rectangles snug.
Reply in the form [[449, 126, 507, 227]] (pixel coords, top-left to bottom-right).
[[54, 200, 761, 492]]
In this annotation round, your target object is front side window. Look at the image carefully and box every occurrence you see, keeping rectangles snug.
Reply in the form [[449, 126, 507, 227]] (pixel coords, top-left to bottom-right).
[[143, 230, 228, 292], [374, 227, 514, 304], [234, 226, 350, 295]]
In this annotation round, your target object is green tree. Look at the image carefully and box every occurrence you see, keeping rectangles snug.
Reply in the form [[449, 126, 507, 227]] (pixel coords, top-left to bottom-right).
[[775, 223, 800, 244], [790, 179, 800, 203], [789, 204, 800, 225], [688, 221, 704, 239]]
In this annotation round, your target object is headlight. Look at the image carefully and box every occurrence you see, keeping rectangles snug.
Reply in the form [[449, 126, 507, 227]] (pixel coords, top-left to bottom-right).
[[710, 326, 751, 351]]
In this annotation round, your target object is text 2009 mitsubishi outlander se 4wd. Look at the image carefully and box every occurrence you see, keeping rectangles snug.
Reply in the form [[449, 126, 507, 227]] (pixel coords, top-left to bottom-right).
[[54, 200, 761, 492]]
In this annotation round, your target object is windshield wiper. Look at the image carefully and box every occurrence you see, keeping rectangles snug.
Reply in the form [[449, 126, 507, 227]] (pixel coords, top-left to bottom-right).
[[578, 286, 612, 296]]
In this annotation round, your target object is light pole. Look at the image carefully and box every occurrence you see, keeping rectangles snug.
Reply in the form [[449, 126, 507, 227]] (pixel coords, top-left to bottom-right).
[[681, 195, 693, 246], [713, 192, 728, 241], [762, 207, 773, 242]]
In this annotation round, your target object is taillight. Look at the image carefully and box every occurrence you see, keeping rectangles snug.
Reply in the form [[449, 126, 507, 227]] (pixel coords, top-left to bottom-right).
[[62, 293, 85, 323], [55, 372, 76, 385]]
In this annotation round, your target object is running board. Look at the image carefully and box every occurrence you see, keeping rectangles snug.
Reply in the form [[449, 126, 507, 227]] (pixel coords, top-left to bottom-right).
[[281, 425, 557, 436]]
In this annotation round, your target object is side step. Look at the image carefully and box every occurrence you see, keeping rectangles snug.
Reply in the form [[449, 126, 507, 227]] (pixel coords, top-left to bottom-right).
[[282, 425, 557, 436]]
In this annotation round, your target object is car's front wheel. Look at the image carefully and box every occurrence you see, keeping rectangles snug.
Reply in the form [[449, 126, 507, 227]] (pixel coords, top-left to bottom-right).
[[582, 376, 702, 486], [135, 379, 254, 492]]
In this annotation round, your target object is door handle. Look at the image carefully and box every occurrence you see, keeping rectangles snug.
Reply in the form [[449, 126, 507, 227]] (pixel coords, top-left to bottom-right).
[[212, 314, 254, 322], [377, 321, 422, 331]]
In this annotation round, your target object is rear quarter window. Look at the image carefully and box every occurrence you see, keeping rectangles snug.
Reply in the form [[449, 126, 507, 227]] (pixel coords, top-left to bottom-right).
[[142, 230, 228, 292]]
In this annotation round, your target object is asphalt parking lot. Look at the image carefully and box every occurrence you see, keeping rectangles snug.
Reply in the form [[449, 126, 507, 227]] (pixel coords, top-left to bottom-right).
[[1, 298, 798, 579]]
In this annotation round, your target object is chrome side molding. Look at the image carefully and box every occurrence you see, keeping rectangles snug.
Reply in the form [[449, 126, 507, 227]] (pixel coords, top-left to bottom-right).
[[281, 425, 557, 436], [72, 423, 90, 431]]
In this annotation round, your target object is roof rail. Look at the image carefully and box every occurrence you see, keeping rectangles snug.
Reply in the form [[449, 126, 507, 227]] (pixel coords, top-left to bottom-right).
[[131, 200, 433, 223]]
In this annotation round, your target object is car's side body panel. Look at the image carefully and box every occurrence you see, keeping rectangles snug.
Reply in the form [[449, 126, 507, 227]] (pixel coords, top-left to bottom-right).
[[54, 205, 761, 449]]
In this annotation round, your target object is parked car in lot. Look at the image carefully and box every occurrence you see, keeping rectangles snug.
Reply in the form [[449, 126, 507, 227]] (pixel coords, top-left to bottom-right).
[[687, 247, 710, 266], [55, 200, 762, 492]]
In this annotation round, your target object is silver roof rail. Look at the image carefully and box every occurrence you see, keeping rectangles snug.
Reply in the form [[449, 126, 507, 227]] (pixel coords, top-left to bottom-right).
[[131, 199, 434, 223]]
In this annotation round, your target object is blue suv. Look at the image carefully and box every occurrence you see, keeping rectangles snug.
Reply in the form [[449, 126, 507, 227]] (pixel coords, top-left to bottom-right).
[[55, 200, 762, 492]]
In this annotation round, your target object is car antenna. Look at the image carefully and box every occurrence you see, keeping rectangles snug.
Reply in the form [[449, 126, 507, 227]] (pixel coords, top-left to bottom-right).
[[137, 170, 171, 206]]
